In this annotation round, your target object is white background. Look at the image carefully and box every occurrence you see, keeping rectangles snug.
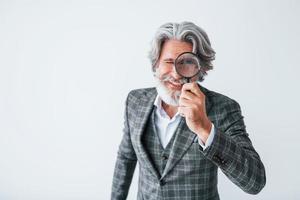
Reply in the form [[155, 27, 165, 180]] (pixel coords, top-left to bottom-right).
[[0, 0, 299, 199]]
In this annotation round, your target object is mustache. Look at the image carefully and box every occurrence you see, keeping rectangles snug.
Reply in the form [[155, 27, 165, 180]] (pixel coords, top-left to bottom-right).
[[154, 71, 187, 85]]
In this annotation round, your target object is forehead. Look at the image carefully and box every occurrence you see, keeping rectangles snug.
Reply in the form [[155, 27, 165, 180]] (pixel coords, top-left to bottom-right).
[[160, 39, 193, 59]]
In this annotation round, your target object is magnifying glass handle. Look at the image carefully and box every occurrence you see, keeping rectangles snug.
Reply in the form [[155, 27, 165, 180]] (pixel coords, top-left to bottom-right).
[[187, 78, 191, 83]]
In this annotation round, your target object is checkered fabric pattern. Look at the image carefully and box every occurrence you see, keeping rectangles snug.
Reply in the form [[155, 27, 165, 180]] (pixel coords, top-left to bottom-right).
[[111, 85, 266, 200], [141, 108, 177, 177]]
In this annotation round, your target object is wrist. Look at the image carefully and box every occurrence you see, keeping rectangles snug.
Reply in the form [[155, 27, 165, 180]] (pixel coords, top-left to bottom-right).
[[195, 120, 212, 143]]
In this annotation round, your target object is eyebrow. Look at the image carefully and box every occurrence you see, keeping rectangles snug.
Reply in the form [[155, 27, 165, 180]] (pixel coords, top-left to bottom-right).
[[162, 58, 174, 62]]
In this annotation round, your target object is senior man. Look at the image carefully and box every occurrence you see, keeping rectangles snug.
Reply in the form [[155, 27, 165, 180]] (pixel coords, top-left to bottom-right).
[[111, 21, 266, 200]]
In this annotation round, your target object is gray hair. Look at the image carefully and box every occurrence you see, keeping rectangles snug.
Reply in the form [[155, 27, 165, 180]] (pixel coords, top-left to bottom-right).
[[148, 21, 216, 81]]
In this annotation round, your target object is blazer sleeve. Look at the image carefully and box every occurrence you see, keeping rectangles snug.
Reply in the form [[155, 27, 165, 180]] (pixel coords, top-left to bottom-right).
[[111, 93, 137, 200], [202, 99, 266, 194]]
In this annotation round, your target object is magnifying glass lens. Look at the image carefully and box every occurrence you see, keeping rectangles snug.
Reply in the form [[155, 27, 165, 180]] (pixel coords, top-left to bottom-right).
[[175, 53, 200, 79]]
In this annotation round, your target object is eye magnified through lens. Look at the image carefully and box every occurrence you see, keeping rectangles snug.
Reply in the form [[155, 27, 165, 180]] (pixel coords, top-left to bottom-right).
[[174, 52, 201, 83]]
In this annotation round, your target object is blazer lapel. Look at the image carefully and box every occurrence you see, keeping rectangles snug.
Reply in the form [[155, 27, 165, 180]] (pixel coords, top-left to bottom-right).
[[132, 88, 161, 180], [161, 117, 196, 179]]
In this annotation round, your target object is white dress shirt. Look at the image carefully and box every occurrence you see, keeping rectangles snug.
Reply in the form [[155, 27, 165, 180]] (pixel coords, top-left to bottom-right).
[[153, 94, 215, 150]]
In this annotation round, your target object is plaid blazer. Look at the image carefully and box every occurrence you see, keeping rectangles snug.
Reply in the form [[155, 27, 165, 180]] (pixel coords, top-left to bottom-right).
[[111, 85, 266, 200]]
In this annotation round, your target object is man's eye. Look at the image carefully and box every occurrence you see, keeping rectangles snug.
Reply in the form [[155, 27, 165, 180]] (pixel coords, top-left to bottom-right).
[[165, 61, 174, 64]]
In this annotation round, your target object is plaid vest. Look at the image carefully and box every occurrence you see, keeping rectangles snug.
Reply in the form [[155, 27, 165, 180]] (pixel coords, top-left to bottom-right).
[[142, 107, 178, 177]]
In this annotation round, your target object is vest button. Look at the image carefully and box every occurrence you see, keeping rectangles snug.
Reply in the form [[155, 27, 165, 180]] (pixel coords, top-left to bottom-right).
[[161, 155, 168, 160]]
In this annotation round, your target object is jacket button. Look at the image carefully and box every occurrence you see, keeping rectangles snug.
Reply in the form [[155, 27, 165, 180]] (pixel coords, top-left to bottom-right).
[[213, 155, 221, 163], [220, 159, 226, 165], [213, 155, 226, 165]]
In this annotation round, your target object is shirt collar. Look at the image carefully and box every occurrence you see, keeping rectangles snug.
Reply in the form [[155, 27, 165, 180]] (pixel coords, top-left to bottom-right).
[[153, 95, 180, 120], [153, 95, 162, 110]]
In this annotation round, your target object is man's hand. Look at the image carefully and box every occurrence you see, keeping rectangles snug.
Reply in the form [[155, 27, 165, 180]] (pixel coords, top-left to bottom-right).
[[178, 82, 212, 143]]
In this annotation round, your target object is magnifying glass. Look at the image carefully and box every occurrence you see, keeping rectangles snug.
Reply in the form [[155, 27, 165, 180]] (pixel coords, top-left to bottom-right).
[[174, 52, 201, 83]]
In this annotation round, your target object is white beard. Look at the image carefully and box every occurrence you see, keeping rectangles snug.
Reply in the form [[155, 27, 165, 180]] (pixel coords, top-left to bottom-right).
[[153, 70, 186, 106], [155, 79, 181, 106]]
